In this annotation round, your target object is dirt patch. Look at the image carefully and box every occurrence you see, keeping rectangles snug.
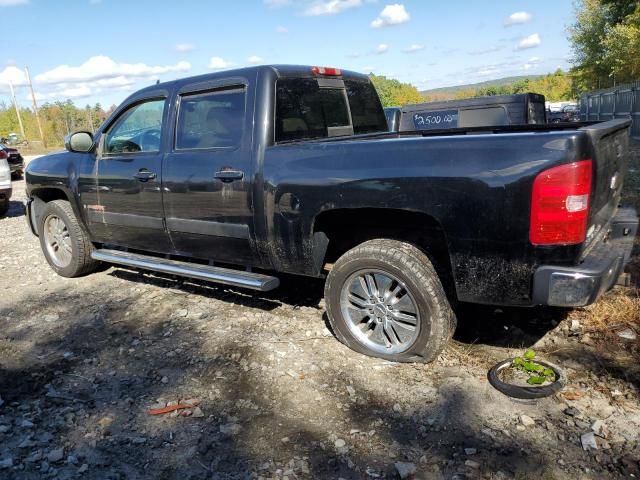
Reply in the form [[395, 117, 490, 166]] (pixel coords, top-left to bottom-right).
[[0, 152, 638, 479]]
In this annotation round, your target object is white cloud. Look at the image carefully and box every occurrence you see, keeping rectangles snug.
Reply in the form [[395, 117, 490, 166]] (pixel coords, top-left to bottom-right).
[[208, 57, 234, 70], [303, 0, 362, 16], [276, 25, 288, 33], [523, 56, 541, 70], [403, 44, 424, 53], [0, 65, 27, 86], [0, 0, 28, 6], [247, 55, 263, 64], [56, 85, 93, 98], [371, 4, 410, 28], [517, 33, 541, 50], [504, 11, 532, 26], [376, 43, 389, 54], [35, 56, 191, 84], [347, 52, 362, 58], [175, 43, 195, 53]]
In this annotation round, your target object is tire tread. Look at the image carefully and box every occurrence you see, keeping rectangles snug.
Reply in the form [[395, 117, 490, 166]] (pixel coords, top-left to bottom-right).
[[39, 200, 99, 277], [325, 239, 455, 363]]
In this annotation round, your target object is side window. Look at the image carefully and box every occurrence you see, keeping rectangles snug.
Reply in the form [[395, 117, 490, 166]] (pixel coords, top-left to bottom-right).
[[104, 99, 165, 155], [275, 78, 352, 142], [176, 88, 245, 150]]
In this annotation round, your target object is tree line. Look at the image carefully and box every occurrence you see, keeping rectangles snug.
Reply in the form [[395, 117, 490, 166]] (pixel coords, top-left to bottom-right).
[[423, 70, 574, 103], [0, 100, 114, 147]]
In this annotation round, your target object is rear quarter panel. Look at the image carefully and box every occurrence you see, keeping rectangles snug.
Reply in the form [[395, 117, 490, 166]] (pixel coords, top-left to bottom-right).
[[263, 130, 589, 305]]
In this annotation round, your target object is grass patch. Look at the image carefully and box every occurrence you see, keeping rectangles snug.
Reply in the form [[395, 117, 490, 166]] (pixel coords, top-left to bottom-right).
[[571, 140, 640, 359]]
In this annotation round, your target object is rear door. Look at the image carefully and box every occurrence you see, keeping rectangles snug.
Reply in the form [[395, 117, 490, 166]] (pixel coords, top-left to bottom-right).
[[162, 79, 255, 265]]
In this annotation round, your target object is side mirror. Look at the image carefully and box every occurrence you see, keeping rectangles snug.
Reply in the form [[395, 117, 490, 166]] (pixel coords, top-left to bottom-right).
[[65, 131, 94, 153]]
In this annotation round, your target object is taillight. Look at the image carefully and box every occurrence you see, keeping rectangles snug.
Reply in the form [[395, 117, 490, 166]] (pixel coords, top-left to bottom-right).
[[311, 66, 342, 76], [530, 160, 592, 245], [0, 150, 7, 159]]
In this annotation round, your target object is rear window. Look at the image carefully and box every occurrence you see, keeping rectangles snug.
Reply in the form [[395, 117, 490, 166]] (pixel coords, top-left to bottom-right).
[[275, 77, 387, 142]]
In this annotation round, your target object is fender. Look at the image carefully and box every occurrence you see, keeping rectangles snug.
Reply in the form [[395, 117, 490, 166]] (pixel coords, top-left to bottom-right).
[[25, 151, 94, 235]]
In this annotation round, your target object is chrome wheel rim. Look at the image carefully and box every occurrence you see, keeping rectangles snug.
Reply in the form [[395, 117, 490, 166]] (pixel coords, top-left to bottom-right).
[[43, 214, 72, 268], [340, 269, 421, 354]]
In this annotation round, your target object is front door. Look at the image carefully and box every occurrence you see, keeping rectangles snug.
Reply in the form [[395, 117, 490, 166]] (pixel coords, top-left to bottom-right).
[[90, 97, 171, 253], [162, 84, 255, 265]]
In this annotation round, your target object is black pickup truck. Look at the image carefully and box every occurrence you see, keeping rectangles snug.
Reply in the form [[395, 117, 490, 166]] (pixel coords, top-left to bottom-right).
[[24, 65, 638, 363]]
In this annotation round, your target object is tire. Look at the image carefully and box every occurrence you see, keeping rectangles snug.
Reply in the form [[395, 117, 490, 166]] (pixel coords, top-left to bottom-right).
[[38, 199, 100, 277], [487, 358, 564, 399], [0, 200, 8, 217], [324, 239, 456, 363]]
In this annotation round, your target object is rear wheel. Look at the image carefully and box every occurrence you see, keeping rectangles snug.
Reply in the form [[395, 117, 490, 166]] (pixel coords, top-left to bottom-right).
[[324, 239, 455, 363], [38, 200, 100, 277]]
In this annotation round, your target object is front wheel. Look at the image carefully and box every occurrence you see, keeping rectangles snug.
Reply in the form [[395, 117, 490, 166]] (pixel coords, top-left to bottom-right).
[[324, 239, 456, 363], [38, 200, 100, 277]]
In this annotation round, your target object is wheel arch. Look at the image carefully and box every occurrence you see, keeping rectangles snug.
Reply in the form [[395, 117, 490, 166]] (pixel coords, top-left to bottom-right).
[[29, 187, 84, 236], [312, 207, 456, 300]]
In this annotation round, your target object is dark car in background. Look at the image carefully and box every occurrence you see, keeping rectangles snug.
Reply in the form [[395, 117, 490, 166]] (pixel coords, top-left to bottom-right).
[[385, 93, 547, 132], [548, 104, 580, 123], [0, 144, 24, 179]]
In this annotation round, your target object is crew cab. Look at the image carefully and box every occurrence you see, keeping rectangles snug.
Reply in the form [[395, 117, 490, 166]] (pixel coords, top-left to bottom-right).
[[24, 65, 638, 363]]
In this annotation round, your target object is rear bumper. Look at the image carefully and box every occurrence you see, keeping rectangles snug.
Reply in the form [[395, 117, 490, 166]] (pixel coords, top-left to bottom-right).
[[0, 187, 11, 202], [532, 206, 638, 307], [9, 161, 24, 173]]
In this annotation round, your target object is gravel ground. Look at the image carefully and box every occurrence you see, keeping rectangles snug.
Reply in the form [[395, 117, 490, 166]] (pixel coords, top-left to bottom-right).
[[0, 156, 638, 480]]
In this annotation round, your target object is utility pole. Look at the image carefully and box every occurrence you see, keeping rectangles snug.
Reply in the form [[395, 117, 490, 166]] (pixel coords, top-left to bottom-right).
[[25, 67, 46, 147], [8, 80, 26, 141], [86, 106, 94, 131]]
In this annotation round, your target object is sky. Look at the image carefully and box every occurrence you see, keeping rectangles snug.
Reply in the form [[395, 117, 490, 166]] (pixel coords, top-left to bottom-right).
[[0, 0, 576, 108]]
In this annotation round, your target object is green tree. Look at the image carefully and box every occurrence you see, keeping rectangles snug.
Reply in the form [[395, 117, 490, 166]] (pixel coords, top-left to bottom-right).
[[368, 74, 423, 107], [569, 0, 640, 90]]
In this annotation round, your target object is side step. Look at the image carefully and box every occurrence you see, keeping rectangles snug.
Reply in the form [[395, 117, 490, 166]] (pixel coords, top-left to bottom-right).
[[91, 249, 280, 291]]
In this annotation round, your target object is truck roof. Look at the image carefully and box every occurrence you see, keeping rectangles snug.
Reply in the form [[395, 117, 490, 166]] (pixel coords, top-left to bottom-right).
[[133, 64, 371, 97]]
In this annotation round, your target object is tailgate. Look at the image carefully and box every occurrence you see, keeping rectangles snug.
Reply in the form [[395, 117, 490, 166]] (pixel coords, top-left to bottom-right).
[[580, 119, 632, 250]]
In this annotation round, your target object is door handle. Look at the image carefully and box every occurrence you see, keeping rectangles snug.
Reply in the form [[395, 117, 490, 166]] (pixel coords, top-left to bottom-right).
[[133, 169, 157, 182], [214, 169, 244, 182]]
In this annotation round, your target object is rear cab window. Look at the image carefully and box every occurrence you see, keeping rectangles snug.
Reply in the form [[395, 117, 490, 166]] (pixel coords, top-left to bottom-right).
[[275, 75, 387, 143]]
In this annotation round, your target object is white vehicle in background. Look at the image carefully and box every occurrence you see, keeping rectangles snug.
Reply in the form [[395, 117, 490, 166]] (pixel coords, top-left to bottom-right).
[[0, 158, 12, 217]]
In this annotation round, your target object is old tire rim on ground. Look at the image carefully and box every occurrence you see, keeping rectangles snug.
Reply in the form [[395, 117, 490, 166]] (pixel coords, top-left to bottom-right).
[[43, 214, 73, 268], [340, 269, 420, 354], [488, 358, 564, 399]]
